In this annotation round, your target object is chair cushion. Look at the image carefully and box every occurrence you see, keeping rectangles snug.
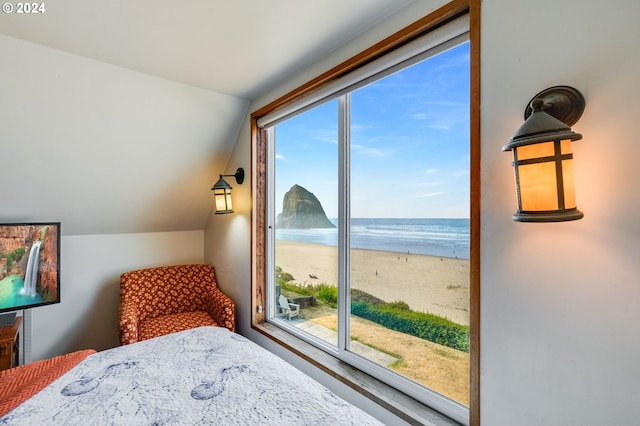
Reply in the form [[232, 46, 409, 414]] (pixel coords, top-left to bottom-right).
[[139, 311, 218, 342]]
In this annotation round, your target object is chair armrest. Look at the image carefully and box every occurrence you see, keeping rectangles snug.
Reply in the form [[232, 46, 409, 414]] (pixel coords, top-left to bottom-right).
[[119, 300, 140, 345], [206, 288, 236, 332]]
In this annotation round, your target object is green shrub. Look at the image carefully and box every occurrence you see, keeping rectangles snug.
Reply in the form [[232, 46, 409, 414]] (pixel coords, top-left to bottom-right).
[[275, 266, 295, 283], [4, 247, 27, 270], [280, 281, 308, 294], [385, 300, 411, 311], [13, 247, 26, 259], [350, 288, 385, 306], [317, 285, 338, 307], [350, 301, 469, 352]]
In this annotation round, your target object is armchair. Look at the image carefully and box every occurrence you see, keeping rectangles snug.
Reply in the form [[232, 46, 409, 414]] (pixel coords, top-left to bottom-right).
[[119, 264, 235, 345]]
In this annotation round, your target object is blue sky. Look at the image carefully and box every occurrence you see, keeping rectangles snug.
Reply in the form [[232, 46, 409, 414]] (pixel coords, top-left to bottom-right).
[[274, 41, 470, 219]]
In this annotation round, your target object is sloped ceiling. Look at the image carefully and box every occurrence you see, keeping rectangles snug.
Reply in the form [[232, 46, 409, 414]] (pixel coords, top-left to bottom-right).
[[0, 0, 413, 235]]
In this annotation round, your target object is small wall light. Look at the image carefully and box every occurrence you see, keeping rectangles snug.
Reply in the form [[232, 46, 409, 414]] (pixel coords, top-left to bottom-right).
[[502, 86, 585, 222], [211, 167, 244, 214]]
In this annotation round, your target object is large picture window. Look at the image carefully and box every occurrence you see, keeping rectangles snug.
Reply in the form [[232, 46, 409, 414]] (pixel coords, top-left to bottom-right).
[[252, 2, 479, 425]]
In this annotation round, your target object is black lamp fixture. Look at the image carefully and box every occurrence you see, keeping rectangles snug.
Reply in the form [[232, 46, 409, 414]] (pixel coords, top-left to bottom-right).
[[211, 167, 244, 214], [502, 86, 586, 222]]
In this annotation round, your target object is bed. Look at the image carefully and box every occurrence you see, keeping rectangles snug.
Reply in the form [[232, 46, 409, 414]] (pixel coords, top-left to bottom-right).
[[0, 326, 382, 425]]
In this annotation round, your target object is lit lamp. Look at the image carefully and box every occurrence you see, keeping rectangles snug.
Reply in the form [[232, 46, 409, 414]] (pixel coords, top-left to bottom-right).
[[502, 86, 585, 222], [211, 168, 244, 214]]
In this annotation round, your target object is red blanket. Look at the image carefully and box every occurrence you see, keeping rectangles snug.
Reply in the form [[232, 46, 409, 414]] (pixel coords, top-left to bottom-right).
[[0, 349, 96, 417]]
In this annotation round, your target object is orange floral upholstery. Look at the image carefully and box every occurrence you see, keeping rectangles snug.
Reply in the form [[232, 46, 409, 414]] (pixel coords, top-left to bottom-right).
[[119, 264, 235, 345]]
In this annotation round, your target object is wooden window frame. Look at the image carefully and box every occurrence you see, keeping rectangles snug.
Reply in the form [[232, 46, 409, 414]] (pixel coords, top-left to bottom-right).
[[251, 1, 480, 424]]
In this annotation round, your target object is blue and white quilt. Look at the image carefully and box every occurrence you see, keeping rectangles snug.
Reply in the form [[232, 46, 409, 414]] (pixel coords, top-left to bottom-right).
[[1, 327, 382, 425]]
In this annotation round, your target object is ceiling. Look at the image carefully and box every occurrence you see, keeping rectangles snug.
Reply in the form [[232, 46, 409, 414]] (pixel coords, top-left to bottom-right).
[[0, 0, 413, 100], [0, 0, 415, 235]]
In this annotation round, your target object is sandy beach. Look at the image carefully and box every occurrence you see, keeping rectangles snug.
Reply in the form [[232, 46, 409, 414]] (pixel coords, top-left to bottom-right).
[[275, 240, 470, 325]]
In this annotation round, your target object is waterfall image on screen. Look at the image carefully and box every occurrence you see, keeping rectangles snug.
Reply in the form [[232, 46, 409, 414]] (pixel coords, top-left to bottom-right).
[[21, 240, 42, 297], [0, 223, 60, 313]]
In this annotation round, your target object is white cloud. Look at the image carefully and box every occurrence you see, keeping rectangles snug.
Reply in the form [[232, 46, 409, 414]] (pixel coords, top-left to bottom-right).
[[449, 169, 470, 178], [416, 192, 444, 198], [428, 124, 451, 130], [411, 113, 429, 120], [351, 143, 391, 157]]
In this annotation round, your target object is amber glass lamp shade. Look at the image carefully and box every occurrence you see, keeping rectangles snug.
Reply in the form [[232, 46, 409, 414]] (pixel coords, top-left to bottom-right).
[[212, 177, 234, 214], [211, 168, 244, 214], [503, 94, 584, 222]]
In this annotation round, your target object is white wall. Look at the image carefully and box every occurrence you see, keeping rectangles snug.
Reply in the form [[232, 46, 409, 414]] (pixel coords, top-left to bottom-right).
[[30, 230, 204, 361], [481, 1, 640, 425], [0, 34, 248, 235], [207, 0, 640, 425]]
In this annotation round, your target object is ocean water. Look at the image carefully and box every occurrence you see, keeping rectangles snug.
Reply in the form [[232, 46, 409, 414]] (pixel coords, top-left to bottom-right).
[[276, 218, 470, 259]]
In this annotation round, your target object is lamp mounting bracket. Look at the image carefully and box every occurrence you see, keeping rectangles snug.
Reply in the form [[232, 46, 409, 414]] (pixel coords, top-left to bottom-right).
[[524, 85, 585, 126], [220, 167, 245, 185]]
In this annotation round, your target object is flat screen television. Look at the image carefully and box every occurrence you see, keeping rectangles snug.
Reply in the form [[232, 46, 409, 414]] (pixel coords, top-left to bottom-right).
[[0, 222, 60, 317]]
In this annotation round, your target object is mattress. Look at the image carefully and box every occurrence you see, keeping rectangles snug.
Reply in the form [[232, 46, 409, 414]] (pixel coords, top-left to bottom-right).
[[0, 327, 382, 425]]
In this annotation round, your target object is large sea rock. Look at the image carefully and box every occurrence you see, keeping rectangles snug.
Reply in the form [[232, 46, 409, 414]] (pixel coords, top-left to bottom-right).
[[276, 185, 335, 229]]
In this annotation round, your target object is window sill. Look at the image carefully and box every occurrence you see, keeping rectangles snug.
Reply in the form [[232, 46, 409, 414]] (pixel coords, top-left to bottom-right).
[[252, 322, 462, 426]]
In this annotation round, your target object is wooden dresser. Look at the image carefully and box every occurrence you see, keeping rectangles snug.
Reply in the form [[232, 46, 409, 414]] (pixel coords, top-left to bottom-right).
[[0, 316, 21, 372]]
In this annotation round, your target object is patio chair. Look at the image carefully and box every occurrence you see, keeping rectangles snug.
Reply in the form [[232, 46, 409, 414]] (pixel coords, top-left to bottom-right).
[[278, 295, 300, 320]]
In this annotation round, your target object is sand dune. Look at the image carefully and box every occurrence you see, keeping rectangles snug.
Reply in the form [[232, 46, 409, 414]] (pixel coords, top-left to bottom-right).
[[275, 240, 470, 325]]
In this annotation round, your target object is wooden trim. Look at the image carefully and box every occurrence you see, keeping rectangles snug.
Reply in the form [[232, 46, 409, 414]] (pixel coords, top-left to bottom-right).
[[468, 1, 481, 425], [252, 120, 266, 325], [251, 1, 480, 424]]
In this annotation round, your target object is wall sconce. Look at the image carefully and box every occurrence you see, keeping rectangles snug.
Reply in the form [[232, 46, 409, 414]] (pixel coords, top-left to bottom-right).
[[502, 86, 585, 222], [211, 168, 244, 214]]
